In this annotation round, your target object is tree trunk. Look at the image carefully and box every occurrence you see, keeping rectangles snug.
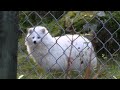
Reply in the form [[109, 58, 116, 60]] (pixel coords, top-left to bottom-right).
[[0, 11, 18, 79]]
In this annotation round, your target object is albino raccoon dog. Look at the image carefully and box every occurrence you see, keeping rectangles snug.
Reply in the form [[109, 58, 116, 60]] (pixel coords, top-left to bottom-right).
[[25, 26, 97, 72]]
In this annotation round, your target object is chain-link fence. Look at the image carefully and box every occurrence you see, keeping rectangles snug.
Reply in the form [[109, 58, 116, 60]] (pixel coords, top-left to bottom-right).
[[17, 11, 120, 79]]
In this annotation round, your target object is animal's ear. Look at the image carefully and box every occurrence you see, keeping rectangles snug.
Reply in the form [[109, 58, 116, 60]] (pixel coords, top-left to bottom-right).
[[41, 28, 45, 34], [27, 28, 33, 34]]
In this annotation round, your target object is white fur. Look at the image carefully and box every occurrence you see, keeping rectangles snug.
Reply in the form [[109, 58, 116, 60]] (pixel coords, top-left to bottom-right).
[[25, 26, 97, 72]]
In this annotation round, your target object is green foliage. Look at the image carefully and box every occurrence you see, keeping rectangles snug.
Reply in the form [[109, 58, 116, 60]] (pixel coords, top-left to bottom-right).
[[17, 52, 120, 79], [17, 53, 45, 79]]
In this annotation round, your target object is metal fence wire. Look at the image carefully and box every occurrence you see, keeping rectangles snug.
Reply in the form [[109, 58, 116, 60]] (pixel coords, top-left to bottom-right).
[[17, 11, 120, 79]]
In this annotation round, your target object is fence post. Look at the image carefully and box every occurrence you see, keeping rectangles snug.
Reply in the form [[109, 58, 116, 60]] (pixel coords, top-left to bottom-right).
[[0, 11, 18, 79]]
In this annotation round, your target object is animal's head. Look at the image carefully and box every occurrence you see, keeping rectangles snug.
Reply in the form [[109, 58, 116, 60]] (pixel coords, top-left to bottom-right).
[[25, 26, 48, 45]]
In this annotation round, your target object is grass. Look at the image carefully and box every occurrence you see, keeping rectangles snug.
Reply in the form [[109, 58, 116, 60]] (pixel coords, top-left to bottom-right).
[[95, 56, 120, 79], [17, 52, 120, 79]]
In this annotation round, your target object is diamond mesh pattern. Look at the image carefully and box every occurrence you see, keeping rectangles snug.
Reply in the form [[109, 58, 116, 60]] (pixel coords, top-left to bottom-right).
[[18, 11, 120, 79]]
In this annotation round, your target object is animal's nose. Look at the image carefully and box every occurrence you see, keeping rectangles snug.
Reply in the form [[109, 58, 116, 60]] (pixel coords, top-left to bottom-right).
[[33, 41, 37, 44]]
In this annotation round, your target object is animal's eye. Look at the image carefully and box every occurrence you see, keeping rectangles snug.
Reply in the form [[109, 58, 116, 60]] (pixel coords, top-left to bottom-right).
[[32, 37, 34, 39], [37, 37, 40, 39]]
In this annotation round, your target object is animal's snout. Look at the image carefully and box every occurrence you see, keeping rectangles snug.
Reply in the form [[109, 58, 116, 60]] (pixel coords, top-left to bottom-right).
[[33, 41, 37, 44]]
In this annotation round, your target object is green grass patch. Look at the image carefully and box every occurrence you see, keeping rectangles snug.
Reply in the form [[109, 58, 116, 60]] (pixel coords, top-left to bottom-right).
[[17, 52, 120, 79]]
